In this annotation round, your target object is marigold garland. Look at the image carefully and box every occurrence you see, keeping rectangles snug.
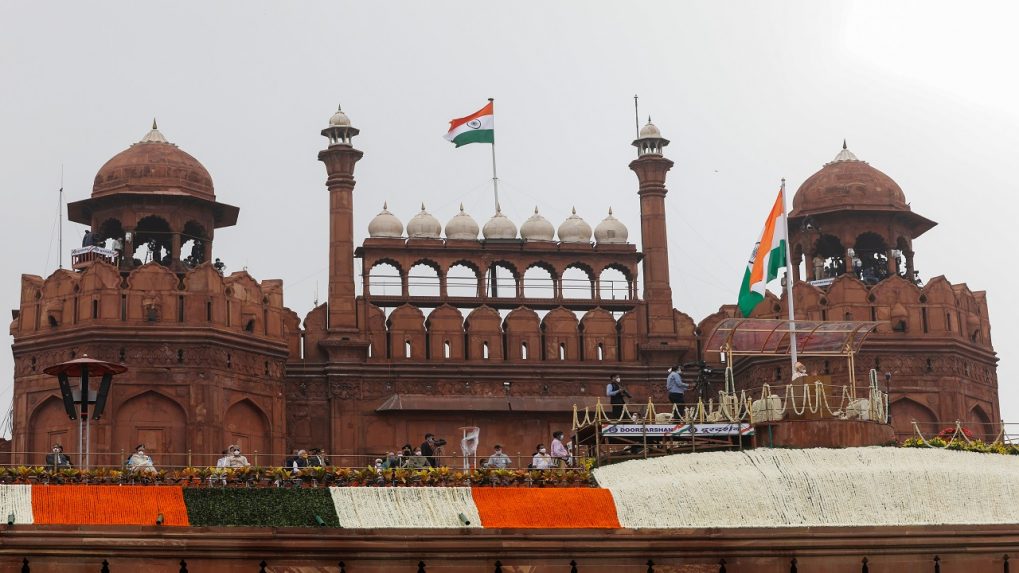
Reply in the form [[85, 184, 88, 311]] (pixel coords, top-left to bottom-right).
[[31, 485, 189, 526], [471, 487, 620, 528]]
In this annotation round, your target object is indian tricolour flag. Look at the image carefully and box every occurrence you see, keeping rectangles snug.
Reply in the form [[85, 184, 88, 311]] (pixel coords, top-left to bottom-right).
[[444, 100, 494, 147], [737, 187, 789, 317]]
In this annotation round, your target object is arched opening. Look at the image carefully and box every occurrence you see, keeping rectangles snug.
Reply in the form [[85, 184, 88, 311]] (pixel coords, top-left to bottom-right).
[[521, 341, 528, 360], [447, 263, 480, 297], [404, 340, 412, 358], [597, 343, 604, 361], [558, 342, 566, 360], [27, 396, 75, 466], [224, 399, 271, 461], [853, 232, 889, 285], [182, 221, 209, 268], [890, 397, 938, 441], [113, 391, 187, 468], [483, 341, 490, 359], [368, 261, 402, 296], [599, 266, 631, 300], [814, 234, 845, 278], [96, 218, 125, 255], [443, 340, 451, 358], [524, 264, 556, 299], [408, 262, 441, 297], [561, 265, 594, 299], [969, 405, 994, 441], [134, 216, 173, 266], [487, 262, 517, 298]]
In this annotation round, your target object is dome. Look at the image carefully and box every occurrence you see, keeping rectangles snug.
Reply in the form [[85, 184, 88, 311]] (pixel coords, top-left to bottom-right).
[[407, 203, 442, 238], [368, 202, 404, 238], [791, 142, 908, 217], [557, 207, 593, 243], [520, 207, 555, 241], [482, 204, 518, 240], [329, 105, 351, 127], [92, 122, 214, 201], [638, 120, 662, 139], [594, 207, 628, 244], [444, 204, 479, 240]]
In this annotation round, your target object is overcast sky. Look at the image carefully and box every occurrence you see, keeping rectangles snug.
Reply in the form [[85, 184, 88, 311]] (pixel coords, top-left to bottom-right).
[[2, 1, 1016, 435]]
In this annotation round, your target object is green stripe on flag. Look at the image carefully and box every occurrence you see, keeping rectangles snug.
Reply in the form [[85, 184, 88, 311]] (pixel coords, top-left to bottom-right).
[[737, 266, 764, 318], [766, 240, 787, 282], [451, 129, 494, 148]]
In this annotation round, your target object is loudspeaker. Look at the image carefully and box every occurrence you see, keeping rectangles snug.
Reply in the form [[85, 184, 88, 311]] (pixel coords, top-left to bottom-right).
[[57, 373, 77, 420], [92, 373, 114, 420]]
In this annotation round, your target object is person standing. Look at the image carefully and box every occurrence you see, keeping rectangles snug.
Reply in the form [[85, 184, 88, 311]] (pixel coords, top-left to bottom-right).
[[606, 374, 627, 419], [420, 433, 439, 467], [550, 431, 571, 467], [667, 366, 688, 411]]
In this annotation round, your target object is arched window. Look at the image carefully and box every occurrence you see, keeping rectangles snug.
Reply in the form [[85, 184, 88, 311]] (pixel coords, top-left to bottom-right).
[[408, 262, 440, 297], [447, 263, 480, 297], [561, 265, 594, 299], [181, 221, 209, 268], [521, 342, 528, 360], [488, 262, 517, 298], [134, 215, 172, 266], [444, 340, 451, 358], [559, 343, 566, 360], [524, 265, 555, 298], [597, 343, 604, 361], [599, 267, 631, 300], [483, 341, 490, 359], [367, 343, 373, 358], [368, 262, 401, 296], [404, 340, 412, 358]]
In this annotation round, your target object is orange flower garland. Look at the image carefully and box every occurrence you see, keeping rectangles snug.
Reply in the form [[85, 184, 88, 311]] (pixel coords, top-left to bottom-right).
[[471, 487, 620, 529], [31, 485, 189, 526]]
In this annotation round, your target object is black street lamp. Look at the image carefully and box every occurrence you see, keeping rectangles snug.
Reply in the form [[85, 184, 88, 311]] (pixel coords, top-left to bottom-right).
[[43, 355, 126, 468]]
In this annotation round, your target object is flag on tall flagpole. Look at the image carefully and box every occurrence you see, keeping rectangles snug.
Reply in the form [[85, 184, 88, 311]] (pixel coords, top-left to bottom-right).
[[737, 188, 789, 317], [444, 101, 495, 147]]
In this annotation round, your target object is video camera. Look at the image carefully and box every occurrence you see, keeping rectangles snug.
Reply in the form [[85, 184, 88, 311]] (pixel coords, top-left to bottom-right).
[[432, 438, 448, 447], [682, 361, 713, 376]]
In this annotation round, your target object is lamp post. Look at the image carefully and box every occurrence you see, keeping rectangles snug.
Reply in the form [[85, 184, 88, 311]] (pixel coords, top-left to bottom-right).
[[42, 355, 126, 468]]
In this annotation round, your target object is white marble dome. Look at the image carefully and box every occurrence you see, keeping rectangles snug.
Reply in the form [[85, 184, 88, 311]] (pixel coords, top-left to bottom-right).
[[482, 205, 518, 240], [639, 120, 662, 139], [407, 203, 442, 238], [367, 202, 403, 238], [445, 204, 480, 240], [594, 207, 628, 244], [557, 207, 593, 243], [329, 105, 351, 127], [520, 206, 555, 241]]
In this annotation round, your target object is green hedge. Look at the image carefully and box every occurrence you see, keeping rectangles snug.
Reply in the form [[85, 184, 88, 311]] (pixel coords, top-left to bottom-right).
[[183, 487, 339, 527]]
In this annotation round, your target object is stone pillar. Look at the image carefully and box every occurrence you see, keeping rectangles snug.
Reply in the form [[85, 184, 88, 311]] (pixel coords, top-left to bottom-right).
[[171, 232, 182, 264], [439, 272, 448, 298], [318, 140, 364, 332], [630, 150, 677, 339], [887, 249, 898, 276], [905, 250, 915, 281]]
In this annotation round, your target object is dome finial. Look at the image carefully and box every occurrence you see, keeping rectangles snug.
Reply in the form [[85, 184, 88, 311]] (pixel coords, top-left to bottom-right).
[[495, 202, 502, 214], [459, 202, 465, 212], [337, 103, 342, 112], [843, 138, 847, 150], [572, 206, 577, 215], [421, 202, 426, 211], [534, 206, 539, 214], [152, 118, 158, 130], [383, 201, 388, 210], [608, 206, 613, 215]]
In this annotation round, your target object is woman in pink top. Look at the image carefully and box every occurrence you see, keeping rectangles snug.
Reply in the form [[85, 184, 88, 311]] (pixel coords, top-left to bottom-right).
[[550, 431, 571, 467]]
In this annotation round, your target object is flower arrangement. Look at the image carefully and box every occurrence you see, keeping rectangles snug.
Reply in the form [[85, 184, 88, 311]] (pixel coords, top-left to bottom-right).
[[330, 487, 481, 528], [471, 487, 620, 529], [31, 485, 189, 526]]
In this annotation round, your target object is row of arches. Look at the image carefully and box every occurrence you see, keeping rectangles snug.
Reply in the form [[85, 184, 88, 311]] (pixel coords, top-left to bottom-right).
[[893, 397, 995, 441], [793, 231, 914, 285], [26, 391, 272, 467], [362, 304, 643, 363], [366, 261, 635, 301], [94, 216, 212, 269]]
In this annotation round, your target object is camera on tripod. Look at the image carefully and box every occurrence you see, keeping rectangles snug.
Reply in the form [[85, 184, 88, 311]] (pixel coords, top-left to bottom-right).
[[682, 361, 713, 376]]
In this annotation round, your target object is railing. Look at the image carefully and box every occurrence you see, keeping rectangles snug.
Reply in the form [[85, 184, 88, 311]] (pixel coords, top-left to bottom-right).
[[364, 273, 632, 300]]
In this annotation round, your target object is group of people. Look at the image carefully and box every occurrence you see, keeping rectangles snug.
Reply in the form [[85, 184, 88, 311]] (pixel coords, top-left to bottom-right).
[[374, 434, 447, 470], [284, 448, 329, 470], [606, 369, 696, 419], [526, 431, 574, 469]]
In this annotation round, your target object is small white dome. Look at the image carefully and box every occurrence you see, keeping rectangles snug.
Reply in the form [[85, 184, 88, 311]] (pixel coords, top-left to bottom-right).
[[139, 119, 169, 144], [445, 204, 480, 240], [367, 202, 404, 238], [829, 140, 860, 164], [407, 203, 442, 238], [482, 204, 518, 240], [520, 206, 555, 241], [638, 120, 662, 139], [329, 105, 351, 127], [594, 207, 628, 244], [557, 207, 593, 244]]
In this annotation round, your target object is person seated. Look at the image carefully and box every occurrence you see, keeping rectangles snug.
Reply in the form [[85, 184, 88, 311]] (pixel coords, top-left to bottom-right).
[[403, 448, 429, 469], [310, 448, 329, 467], [126, 444, 157, 475], [46, 444, 72, 469], [381, 451, 401, 469], [215, 450, 230, 468], [531, 444, 553, 470], [291, 449, 311, 472], [226, 445, 250, 468], [483, 444, 511, 469]]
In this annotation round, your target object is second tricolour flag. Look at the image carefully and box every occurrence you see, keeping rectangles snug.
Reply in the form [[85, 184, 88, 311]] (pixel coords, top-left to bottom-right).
[[737, 187, 789, 318], [444, 100, 495, 148]]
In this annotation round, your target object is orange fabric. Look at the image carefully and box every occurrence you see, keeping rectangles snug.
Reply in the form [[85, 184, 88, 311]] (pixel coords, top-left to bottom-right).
[[448, 101, 494, 130], [31, 485, 189, 526], [472, 487, 620, 529]]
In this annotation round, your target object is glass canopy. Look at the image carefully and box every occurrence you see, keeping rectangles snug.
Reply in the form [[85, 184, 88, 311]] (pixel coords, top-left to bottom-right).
[[703, 318, 881, 357]]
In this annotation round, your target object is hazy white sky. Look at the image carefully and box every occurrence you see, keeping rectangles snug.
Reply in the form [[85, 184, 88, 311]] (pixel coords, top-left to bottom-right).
[[2, 1, 1016, 432]]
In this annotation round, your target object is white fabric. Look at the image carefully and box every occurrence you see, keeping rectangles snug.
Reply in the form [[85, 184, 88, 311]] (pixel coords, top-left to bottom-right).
[[0, 485, 34, 524], [329, 487, 481, 529], [595, 448, 1019, 529]]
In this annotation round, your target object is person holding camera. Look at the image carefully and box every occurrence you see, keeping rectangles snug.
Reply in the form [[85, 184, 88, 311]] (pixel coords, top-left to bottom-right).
[[420, 433, 447, 467], [666, 365, 690, 411], [606, 373, 630, 419]]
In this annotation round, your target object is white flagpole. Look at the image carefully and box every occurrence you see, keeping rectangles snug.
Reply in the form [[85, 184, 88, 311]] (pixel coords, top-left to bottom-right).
[[488, 97, 499, 211], [58, 165, 64, 269], [780, 178, 799, 369]]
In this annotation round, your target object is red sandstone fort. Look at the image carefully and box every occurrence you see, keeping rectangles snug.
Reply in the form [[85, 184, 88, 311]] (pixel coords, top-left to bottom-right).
[[8, 109, 999, 466]]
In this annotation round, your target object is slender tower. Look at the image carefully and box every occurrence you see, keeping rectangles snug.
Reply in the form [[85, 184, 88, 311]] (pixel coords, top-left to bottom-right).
[[318, 106, 363, 335], [629, 120, 679, 351]]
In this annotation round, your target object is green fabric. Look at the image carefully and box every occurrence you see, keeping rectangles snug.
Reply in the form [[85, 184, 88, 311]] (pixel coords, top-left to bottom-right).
[[451, 129, 494, 147]]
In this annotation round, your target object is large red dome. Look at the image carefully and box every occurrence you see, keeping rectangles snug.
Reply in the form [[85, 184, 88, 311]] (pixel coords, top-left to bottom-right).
[[92, 126, 214, 201], [790, 144, 907, 217]]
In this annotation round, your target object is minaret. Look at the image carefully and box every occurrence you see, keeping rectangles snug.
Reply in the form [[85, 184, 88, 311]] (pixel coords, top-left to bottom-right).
[[318, 106, 363, 333], [629, 119, 678, 342]]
